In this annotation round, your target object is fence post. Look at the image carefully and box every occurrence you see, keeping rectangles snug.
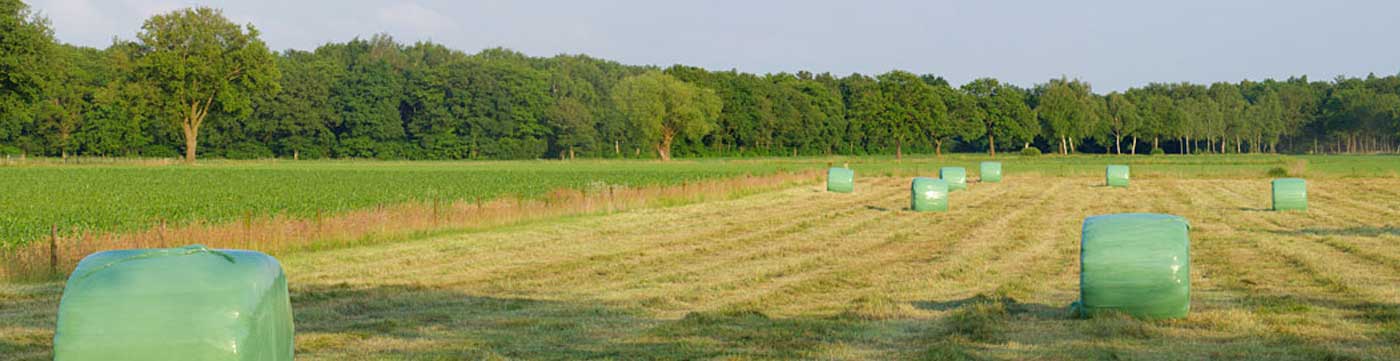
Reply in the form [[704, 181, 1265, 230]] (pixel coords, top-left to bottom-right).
[[50, 224, 58, 275], [243, 211, 253, 248]]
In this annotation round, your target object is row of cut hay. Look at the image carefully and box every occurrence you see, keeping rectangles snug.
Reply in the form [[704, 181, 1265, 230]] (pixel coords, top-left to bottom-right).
[[2, 170, 818, 282]]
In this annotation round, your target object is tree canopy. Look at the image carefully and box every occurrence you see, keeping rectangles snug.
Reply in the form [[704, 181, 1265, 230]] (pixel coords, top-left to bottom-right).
[[612, 71, 720, 161], [2, 2, 1399, 159], [132, 7, 279, 162]]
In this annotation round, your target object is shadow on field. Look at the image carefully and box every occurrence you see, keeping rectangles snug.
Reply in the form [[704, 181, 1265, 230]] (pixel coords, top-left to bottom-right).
[[913, 294, 1070, 320], [291, 283, 709, 359], [864, 205, 891, 212], [1267, 226, 1400, 237], [289, 283, 884, 359]]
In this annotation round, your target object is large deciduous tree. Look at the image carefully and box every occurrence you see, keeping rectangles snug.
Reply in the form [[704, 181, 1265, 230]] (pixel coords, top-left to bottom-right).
[[611, 71, 720, 161], [961, 78, 1034, 156], [132, 7, 279, 163], [875, 71, 942, 159], [1036, 78, 1099, 154], [1102, 92, 1140, 154]]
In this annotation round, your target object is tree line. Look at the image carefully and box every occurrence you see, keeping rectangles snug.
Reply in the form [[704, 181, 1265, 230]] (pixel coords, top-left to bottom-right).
[[2, 2, 1398, 162]]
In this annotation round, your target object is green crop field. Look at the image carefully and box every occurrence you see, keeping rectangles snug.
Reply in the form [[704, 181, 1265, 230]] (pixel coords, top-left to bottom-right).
[[2, 155, 1399, 360], [0, 159, 816, 248]]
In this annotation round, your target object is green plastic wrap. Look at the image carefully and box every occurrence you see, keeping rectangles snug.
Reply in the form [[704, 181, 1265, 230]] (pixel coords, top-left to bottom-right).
[[54, 245, 294, 361], [910, 177, 949, 212], [1074, 213, 1191, 319], [827, 167, 854, 193], [979, 162, 1002, 183], [939, 167, 967, 191], [1271, 178, 1307, 211], [1105, 165, 1130, 187]]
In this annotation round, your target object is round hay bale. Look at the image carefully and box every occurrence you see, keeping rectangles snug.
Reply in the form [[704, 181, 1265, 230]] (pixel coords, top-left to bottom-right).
[[1073, 213, 1191, 319], [910, 177, 949, 212], [1105, 165, 1130, 187], [54, 245, 294, 360], [939, 167, 968, 191], [1271, 178, 1307, 211], [827, 167, 854, 193], [979, 162, 1002, 183]]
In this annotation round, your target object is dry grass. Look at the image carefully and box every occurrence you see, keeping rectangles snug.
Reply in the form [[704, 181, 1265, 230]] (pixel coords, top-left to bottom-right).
[[3, 174, 1399, 360], [0, 171, 817, 282]]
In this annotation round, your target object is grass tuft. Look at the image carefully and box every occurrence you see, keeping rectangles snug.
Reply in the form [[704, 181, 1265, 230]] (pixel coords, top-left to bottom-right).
[[1085, 311, 1155, 340], [918, 339, 981, 361], [944, 298, 1011, 343], [838, 295, 914, 321]]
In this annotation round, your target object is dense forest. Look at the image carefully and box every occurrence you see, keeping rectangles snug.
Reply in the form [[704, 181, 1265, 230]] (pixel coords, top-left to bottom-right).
[[2, 2, 1398, 161]]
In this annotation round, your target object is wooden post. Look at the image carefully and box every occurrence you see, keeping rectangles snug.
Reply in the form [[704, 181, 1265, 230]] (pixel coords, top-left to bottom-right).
[[158, 218, 167, 247], [243, 211, 253, 248], [50, 224, 59, 274]]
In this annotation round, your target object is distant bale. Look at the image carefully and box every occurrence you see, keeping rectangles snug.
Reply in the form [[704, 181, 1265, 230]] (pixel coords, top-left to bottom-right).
[[54, 245, 294, 361], [1073, 213, 1191, 320], [911, 177, 949, 212], [827, 167, 854, 193], [1271, 178, 1307, 211], [1105, 165, 1130, 187], [939, 167, 968, 191], [980, 162, 1002, 183]]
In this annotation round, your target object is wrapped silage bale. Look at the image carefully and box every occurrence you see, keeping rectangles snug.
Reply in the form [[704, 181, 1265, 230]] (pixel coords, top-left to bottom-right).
[[939, 167, 968, 191], [910, 177, 949, 212], [1073, 213, 1191, 319], [827, 167, 854, 193], [1105, 165, 1130, 187], [1271, 178, 1307, 211], [54, 245, 294, 361], [980, 161, 1002, 183]]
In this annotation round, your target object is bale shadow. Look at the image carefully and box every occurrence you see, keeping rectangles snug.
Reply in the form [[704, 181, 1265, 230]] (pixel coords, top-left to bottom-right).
[[290, 283, 890, 359], [913, 295, 1070, 320], [291, 282, 727, 359]]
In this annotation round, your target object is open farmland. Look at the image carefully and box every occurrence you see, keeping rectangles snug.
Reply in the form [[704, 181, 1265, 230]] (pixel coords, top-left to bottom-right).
[[3, 157, 1399, 360], [1, 155, 1392, 251]]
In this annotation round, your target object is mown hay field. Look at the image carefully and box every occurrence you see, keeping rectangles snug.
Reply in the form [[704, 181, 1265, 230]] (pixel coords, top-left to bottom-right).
[[4, 168, 1398, 360]]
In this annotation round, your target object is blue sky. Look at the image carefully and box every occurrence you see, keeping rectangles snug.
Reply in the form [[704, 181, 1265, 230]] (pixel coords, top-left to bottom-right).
[[27, 0, 1400, 91]]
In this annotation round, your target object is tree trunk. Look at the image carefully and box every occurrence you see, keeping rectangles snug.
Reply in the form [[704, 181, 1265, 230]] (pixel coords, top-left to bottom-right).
[[987, 133, 996, 157], [569, 146, 576, 160], [896, 138, 904, 160], [181, 96, 214, 164], [1131, 136, 1138, 155], [614, 140, 621, 157], [1114, 133, 1122, 155], [656, 132, 674, 161], [1060, 136, 1067, 155], [182, 123, 198, 163]]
